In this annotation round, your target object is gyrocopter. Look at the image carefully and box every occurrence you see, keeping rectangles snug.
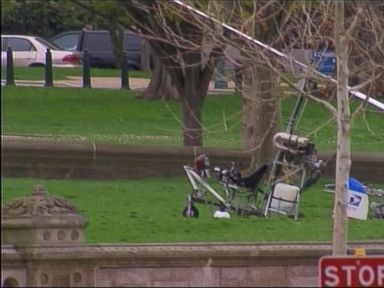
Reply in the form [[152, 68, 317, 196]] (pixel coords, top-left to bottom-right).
[[182, 80, 324, 220]]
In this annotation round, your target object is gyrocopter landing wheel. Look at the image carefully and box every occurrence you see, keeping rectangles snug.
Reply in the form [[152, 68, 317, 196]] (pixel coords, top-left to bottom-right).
[[182, 205, 199, 218], [182, 195, 199, 218]]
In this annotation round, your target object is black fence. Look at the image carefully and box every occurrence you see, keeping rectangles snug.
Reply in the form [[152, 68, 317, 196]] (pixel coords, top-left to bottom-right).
[[4, 47, 131, 90]]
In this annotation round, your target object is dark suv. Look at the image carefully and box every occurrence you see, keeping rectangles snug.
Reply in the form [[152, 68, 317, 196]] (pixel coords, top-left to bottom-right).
[[51, 30, 145, 69]]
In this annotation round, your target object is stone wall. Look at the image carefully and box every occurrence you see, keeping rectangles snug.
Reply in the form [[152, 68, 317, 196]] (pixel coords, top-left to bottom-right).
[[3, 136, 384, 182], [2, 242, 384, 287]]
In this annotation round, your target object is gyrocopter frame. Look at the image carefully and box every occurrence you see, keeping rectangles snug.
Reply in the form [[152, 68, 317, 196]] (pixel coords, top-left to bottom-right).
[[182, 79, 324, 220]]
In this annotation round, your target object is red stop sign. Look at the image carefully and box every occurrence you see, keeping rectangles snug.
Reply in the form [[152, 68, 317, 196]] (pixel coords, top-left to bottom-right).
[[319, 256, 384, 287]]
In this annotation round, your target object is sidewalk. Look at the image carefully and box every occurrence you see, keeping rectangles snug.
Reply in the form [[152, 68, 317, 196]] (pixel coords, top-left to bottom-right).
[[2, 76, 237, 94]]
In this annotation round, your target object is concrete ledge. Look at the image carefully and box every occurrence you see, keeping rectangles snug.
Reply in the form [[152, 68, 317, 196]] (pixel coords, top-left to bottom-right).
[[4, 241, 383, 263], [2, 136, 384, 182], [2, 242, 384, 287], [321, 152, 384, 183]]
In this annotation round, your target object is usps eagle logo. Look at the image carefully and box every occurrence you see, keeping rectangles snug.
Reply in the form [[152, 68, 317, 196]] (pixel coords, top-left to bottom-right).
[[349, 195, 362, 207]]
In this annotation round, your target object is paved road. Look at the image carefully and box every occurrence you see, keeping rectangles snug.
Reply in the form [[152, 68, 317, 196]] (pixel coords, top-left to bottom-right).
[[2, 76, 237, 94]]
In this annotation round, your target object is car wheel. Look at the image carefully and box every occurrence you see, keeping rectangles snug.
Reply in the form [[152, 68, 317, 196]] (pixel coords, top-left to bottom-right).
[[29, 63, 45, 67], [149, 55, 154, 70], [128, 63, 140, 71]]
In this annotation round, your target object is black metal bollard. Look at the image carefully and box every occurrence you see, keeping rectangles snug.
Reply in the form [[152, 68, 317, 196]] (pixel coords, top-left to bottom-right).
[[214, 56, 228, 89], [82, 49, 91, 88], [6, 47, 15, 86], [45, 49, 53, 87], [234, 65, 242, 93], [121, 51, 130, 90]]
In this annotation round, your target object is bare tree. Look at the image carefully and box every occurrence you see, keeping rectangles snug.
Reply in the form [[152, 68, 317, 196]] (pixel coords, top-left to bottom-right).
[[333, 0, 350, 256], [331, 0, 383, 255], [233, 1, 286, 167], [348, 2, 384, 98], [122, 1, 225, 146]]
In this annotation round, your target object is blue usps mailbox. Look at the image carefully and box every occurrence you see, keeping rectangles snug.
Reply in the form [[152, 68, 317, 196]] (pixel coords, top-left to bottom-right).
[[347, 177, 369, 220], [324, 177, 369, 220]]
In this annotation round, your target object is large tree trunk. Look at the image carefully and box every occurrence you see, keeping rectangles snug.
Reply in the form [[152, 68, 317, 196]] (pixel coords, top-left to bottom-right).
[[180, 64, 212, 146], [237, 0, 285, 168], [140, 39, 151, 72], [137, 56, 179, 100], [333, 0, 351, 256], [109, 28, 124, 69], [242, 64, 279, 168], [181, 88, 204, 146]]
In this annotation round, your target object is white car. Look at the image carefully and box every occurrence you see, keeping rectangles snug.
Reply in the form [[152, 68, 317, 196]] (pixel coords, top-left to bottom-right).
[[1, 35, 81, 68]]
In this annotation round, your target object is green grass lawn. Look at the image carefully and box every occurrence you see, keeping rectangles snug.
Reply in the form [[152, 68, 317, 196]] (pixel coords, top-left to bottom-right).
[[2, 85, 383, 243], [3, 176, 383, 243], [1, 67, 151, 81], [3, 86, 384, 152]]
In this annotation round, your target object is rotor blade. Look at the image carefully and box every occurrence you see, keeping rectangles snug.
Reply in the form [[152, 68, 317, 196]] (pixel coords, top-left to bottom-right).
[[172, 0, 384, 111]]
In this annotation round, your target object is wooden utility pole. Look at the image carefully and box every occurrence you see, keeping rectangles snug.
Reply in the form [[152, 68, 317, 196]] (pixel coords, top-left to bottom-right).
[[333, 0, 351, 256]]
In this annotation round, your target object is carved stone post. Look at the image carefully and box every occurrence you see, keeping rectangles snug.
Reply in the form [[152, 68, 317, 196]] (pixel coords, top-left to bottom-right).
[[2, 185, 93, 287]]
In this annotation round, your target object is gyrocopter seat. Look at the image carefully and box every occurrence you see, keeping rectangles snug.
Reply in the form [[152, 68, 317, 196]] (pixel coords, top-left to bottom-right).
[[194, 153, 210, 178], [228, 164, 269, 193]]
